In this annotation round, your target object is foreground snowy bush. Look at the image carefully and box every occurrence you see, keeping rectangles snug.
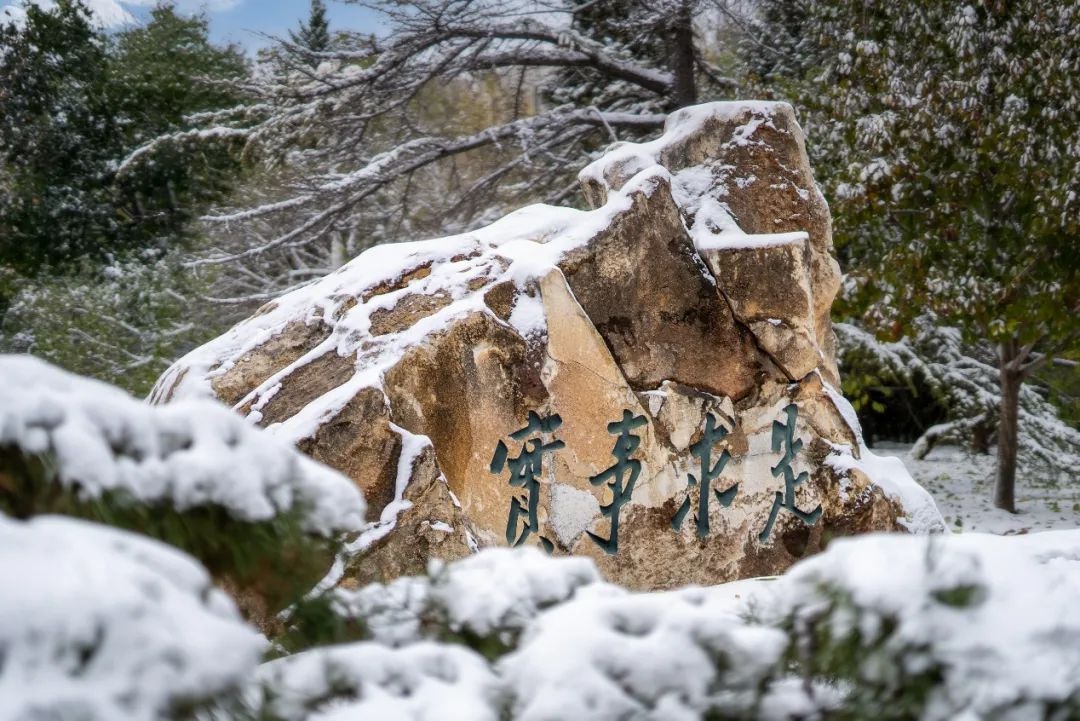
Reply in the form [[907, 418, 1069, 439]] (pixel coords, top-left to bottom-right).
[[499, 583, 796, 721], [0, 514, 264, 721], [245, 642, 502, 721], [325, 548, 602, 654], [254, 533, 1080, 721], [5, 356, 1078, 721], [768, 531, 1080, 720], [0, 354, 365, 619], [244, 549, 799, 721]]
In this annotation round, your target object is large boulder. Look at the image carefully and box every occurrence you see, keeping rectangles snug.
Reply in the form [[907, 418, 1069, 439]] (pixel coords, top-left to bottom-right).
[[153, 101, 943, 590]]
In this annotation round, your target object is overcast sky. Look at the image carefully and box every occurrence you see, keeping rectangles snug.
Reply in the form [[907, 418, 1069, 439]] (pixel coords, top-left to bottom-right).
[[0, 0, 383, 48]]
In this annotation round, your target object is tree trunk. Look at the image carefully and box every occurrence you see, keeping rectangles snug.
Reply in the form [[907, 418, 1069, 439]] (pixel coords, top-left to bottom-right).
[[994, 340, 1022, 512], [669, 1, 697, 108], [330, 232, 346, 270], [970, 412, 993, 454]]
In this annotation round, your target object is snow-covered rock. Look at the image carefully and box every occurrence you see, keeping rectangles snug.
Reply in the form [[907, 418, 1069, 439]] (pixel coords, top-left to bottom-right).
[[0, 514, 264, 721], [579, 101, 843, 384], [0, 353, 365, 536], [152, 101, 943, 591]]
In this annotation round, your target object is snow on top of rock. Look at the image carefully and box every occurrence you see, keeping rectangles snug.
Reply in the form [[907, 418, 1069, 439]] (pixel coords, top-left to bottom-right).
[[820, 379, 946, 534], [252, 641, 501, 721], [581, 101, 794, 179], [579, 101, 811, 252], [767, 530, 1080, 719], [308, 423, 432, 594], [0, 514, 263, 721], [827, 443, 947, 535], [0, 354, 365, 535], [151, 102, 827, 451], [154, 105, 811, 448], [153, 158, 672, 443]]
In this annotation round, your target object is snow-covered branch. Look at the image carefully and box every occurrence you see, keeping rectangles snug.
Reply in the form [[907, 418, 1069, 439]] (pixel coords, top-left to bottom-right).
[[189, 107, 663, 267], [122, 0, 733, 297]]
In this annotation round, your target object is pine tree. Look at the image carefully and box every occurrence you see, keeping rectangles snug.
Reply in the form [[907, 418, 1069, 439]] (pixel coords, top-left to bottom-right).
[[291, 0, 331, 57], [552, 0, 701, 109], [0, 0, 119, 286], [108, 5, 249, 248], [0, 2, 247, 285], [746, 0, 1080, 511], [0, 2, 250, 393]]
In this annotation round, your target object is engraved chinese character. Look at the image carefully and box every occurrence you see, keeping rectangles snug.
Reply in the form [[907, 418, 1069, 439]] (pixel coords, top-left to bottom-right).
[[759, 403, 822, 542], [672, 413, 737, 538], [587, 409, 647, 555], [490, 411, 564, 552]]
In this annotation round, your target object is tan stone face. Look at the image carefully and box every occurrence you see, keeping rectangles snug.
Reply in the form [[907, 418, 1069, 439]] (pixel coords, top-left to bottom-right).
[[558, 186, 771, 400]]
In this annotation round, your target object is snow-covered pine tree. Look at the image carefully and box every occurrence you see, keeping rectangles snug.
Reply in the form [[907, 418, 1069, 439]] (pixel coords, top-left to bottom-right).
[[837, 319, 1080, 480], [291, 0, 331, 58], [0, 3, 249, 393], [744, 0, 1080, 511], [0, 1, 247, 287], [123, 0, 738, 276], [0, 0, 118, 300]]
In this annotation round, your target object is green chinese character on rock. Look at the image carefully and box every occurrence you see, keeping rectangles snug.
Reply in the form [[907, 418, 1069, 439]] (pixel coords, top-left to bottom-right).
[[587, 409, 648, 555], [491, 410, 565, 553], [759, 403, 822, 543], [672, 413, 737, 538]]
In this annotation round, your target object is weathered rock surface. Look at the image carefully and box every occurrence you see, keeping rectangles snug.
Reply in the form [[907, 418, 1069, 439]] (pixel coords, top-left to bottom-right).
[[153, 101, 943, 590]]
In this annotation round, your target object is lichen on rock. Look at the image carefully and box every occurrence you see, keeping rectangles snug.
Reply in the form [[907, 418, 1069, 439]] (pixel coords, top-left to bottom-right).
[[153, 101, 944, 591]]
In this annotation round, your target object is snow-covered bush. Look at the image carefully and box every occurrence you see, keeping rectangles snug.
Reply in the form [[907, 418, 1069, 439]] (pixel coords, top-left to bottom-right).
[[323, 548, 602, 656], [766, 531, 1080, 720], [239, 548, 803, 721], [254, 534, 1080, 721], [837, 319, 1080, 477], [0, 514, 264, 721], [241, 642, 503, 721], [498, 582, 796, 721], [0, 354, 365, 618]]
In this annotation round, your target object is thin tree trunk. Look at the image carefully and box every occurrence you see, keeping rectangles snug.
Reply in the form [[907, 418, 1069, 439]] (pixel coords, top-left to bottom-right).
[[994, 339, 1022, 512], [330, 232, 346, 270], [669, 1, 697, 108]]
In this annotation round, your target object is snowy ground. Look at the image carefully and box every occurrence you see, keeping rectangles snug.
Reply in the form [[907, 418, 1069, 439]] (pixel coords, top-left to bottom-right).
[[873, 442, 1080, 535]]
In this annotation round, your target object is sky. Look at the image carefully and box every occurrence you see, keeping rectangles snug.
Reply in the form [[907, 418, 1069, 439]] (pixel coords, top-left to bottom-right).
[[0, 0, 384, 49]]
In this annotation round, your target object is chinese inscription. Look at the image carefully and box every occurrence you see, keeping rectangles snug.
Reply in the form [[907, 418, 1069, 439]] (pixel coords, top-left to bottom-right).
[[491, 403, 821, 555]]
